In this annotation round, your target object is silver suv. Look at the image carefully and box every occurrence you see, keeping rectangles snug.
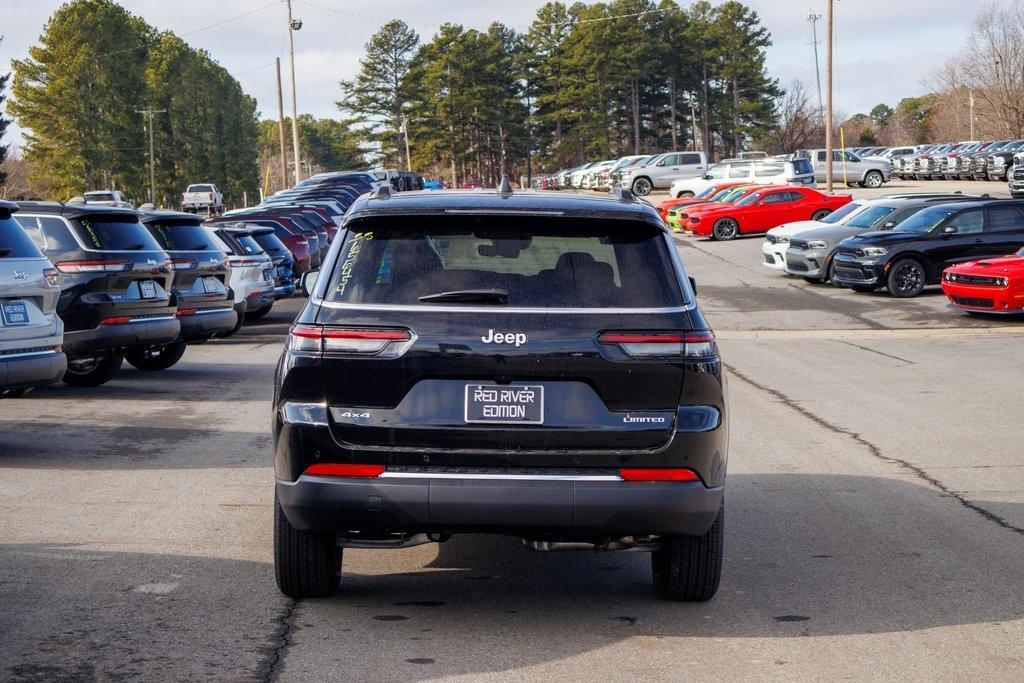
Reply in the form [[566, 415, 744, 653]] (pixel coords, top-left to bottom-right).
[[620, 151, 708, 196], [0, 201, 66, 396], [801, 149, 892, 188]]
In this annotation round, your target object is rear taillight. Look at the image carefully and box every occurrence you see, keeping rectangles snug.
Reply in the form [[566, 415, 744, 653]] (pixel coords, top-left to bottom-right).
[[172, 258, 196, 270], [55, 260, 131, 273], [289, 324, 414, 357], [618, 468, 702, 483], [229, 258, 264, 267], [43, 268, 59, 287], [598, 331, 718, 359], [177, 308, 198, 316], [304, 463, 384, 478]]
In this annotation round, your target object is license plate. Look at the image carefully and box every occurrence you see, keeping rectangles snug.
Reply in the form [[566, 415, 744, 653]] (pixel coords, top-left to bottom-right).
[[464, 384, 544, 424], [140, 281, 158, 299], [0, 301, 29, 326]]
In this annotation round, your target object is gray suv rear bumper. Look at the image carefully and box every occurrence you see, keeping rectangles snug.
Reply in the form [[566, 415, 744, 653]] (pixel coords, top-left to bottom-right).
[[0, 350, 67, 391], [277, 472, 723, 538]]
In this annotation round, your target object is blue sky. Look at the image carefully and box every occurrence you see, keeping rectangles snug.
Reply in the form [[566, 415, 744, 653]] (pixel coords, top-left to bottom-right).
[[0, 0, 972, 147]]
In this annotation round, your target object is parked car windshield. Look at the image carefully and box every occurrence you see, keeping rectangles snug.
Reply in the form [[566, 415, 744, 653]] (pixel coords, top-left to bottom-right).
[[146, 221, 223, 251], [84, 192, 116, 201], [188, 184, 214, 192], [72, 215, 163, 250], [325, 218, 686, 309], [821, 201, 864, 224], [845, 206, 897, 229], [893, 207, 958, 234], [0, 215, 45, 258]]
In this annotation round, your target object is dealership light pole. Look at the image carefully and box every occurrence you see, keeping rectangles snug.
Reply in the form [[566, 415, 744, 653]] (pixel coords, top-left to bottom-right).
[[286, 0, 302, 184], [275, 58, 289, 191], [807, 11, 824, 125], [825, 0, 834, 192]]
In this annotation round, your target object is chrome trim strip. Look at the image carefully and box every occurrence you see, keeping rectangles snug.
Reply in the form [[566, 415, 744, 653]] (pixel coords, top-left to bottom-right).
[[181, 307, 234, 316], [128, 315, 176, 323], [0, 349, 59, 360], [311, 297, 695, 314], [379, 472, 623, 482]]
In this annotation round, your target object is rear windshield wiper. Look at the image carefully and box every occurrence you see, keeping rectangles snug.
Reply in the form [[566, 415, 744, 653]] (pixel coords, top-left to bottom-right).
[[418, 288, 509, 304]]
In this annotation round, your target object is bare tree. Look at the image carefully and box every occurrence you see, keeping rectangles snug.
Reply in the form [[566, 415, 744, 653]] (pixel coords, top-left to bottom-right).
[[759, 81, 823, 154], [0, 151, 33, 200]]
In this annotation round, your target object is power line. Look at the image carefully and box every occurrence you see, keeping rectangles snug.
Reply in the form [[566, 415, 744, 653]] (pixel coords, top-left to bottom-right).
[[292, 0, 676, 30]]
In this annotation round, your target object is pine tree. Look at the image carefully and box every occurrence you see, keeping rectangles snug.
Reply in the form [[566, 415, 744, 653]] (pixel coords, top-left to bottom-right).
[[338, 20, 419, 169]]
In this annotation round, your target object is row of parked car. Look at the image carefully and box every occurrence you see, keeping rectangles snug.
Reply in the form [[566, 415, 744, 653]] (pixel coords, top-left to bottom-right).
[[541, 147, 897, 198], [755, 191, 1024, 307], [0, 170, 392, 395], [890, 140, 1024, 184]]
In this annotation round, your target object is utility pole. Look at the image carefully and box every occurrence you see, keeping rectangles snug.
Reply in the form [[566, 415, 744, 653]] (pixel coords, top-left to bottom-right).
[[825, 0, 834, 192], [401, 114, 412, 172], [275, 58, 288, 191], [807, 11, 824, 125], [286, 0, 302, 185], [136, 107, 166, 205]]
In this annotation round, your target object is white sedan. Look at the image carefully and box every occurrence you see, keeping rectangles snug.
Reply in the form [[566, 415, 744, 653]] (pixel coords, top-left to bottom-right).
[[761, 200, 869, 271]]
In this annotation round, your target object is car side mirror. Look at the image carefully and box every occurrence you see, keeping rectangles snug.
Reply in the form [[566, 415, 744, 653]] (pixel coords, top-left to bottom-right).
[[301, 270, 320, 297], [942, 225, 959, 236], [688, 276, 697, 295], [883, 221, 897, 229]]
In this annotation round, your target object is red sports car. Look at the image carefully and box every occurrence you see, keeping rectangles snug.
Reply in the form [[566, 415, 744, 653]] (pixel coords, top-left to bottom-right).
[[941, 248, 1024, 314], [655, 182, 747, 221], [683, 186, 853, 240]]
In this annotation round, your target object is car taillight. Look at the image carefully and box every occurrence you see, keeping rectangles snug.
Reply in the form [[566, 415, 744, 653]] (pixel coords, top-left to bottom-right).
[[177, 308, 198, 316], [618, 468, 701, 483], [55, 260, 131, 273], [304, 463, 384, 478], [289, 324, 414, 357], [229, 258, 265, 267], [172, 258, 197, 270], [43, 268, 59, 287], [100, 316, 132, 325], [296, 238, 308, 245], [598, 331, 718, 360]]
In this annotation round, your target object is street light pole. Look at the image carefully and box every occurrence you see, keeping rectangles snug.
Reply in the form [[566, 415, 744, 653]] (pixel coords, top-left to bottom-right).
[[136, 107, 166, 205], [275, 58, 289, 191], [825, 0, 834, 193], [808, 11, 824, 125], [286, 0, 302, 185]]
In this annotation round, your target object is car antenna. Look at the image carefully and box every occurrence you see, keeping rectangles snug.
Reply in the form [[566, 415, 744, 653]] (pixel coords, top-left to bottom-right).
[[497, 174, 513, 196]]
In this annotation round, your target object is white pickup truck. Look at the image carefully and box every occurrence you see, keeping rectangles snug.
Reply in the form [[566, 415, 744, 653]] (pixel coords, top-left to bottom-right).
[[181, 184, 224, 214]]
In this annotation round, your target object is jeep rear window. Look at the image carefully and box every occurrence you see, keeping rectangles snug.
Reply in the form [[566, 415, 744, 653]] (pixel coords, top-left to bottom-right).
[[71, 216, 163, 251], [0, 216, 45, 259], [325, 218, 686, 308], [146, 222, 223, 251]]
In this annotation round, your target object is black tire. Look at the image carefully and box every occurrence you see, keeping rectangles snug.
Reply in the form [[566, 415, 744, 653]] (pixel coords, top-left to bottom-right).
[[124, 341, 187, 371], [803, 276, 824, 284], [811, 209, 831, 221], [246, 304, 273, 320], [274, 494, 340, 599], [63, 353, 124, 387], [827, 259, 843, 287], [631, 177, 653, 196], [652, 502, 724, 602], [711, 218, 739, 241], [886, 258, 926, 298], [675, 190, 694, 199]]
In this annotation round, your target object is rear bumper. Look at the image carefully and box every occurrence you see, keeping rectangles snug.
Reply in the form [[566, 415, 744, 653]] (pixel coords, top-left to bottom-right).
[[0, 350, 68, 391], [277, 471, 724, 538], [63, 316, 181, 355], [178, 307, 238, 340], [273, 283, 297, 299]]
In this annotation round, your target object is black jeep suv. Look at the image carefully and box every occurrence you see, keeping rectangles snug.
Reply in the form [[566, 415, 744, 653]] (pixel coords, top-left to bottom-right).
[[273, 187, 728, 602], [14, 202, 179, 386]]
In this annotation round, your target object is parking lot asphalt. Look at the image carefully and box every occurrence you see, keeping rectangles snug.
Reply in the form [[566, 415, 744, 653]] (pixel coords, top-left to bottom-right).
[[2, 181, 1024, 680]]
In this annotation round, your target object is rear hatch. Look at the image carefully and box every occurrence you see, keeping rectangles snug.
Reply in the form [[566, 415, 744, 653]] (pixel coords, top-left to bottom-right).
[[55, 213, 174, 329], [142, 217, 230, 308], [311, 215, 709, 463], [0, 211, 61, 351]]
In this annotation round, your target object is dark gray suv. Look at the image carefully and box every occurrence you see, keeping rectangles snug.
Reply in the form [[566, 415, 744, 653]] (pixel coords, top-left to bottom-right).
[[273, 186, 728, 602]]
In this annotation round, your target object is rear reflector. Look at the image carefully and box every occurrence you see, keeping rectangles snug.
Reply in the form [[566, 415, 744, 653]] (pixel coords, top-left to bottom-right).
[[618, 468, 701, 482], [100, 316, 132, 325], [176, 308, 198, 316], [598, 331, 717, 359], [304, 463, 385, 478], [289, 324, 414, 357]]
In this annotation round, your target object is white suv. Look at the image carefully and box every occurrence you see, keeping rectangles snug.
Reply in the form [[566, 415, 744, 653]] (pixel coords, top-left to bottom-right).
[[203, 225, 274, 336]]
